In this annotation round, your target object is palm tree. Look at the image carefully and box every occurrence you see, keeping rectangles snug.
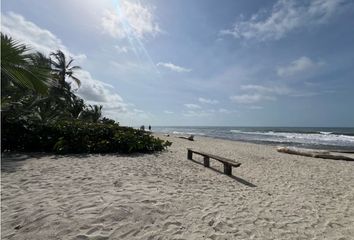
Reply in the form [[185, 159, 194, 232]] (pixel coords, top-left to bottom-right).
[[30, 52, 52, 70], [68, 95, 86, 119], [50, 50, 81, 89], [79, 105, 102, 123], [1, 33, 50, 94], [91, 105, 103, 123]]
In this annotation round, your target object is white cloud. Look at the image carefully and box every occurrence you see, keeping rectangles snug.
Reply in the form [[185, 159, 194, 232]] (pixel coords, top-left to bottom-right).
[[163, 110, 174, 114], [156, 62, 192, 73], [220, 0, 345, 41], [241, 84, 291, 95], [230, 94, 276, 104], [114, 45, 130, 53], [218, 108, 232, 113], [184, 103, 201, 109], [231, 84, 289, 104], [277, 56, 324, 77], [183, 108, 233, 117], [110, 60, 150, 72], [247, 106, 264, 110], [198, 97, 219, 104], [232, 82, 320, 105], [183, 110, 213, 117], [75, 70, 126, 110], [101, 0, 160, 39], [1, 12, 86, 62], [76, 70, 152, 125], [289, 92, 320, 97]]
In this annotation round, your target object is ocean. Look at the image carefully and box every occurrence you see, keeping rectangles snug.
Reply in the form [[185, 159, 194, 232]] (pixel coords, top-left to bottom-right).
[[153, 126, 354, 151]]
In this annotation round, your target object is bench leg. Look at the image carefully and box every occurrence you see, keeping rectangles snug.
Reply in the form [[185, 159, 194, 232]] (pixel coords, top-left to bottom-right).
[[224, 164, 232, 176], [187, 149, 193, 160], [203, 156, 210, 167]]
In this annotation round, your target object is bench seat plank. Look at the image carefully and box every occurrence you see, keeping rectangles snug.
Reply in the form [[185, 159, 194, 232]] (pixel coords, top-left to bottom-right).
[[187, 148, 241, 167]]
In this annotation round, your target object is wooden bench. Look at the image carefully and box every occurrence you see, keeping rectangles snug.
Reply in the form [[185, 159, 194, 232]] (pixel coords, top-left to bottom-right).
[[187, 148, 241, 176]]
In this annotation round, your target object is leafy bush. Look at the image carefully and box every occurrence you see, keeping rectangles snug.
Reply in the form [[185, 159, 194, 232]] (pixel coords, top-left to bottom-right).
[[1, 119, 171, 154]]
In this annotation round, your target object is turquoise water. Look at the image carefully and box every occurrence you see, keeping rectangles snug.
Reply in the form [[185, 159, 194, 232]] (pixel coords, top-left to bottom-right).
[[153, 126, 354, 150]]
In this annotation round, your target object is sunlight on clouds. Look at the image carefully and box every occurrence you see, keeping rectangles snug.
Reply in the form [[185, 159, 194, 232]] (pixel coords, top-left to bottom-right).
[[102, 0, 161, 75], [114, 45, 130, 53], [101, 0, 160, 39]]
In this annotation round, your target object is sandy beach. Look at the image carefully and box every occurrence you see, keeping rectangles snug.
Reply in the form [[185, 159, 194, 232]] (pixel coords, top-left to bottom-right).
[[2, 134, 354, 240]]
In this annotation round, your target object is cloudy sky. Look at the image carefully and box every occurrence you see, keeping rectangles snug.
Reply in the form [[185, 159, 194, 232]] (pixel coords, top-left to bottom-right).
[[2, 0, 354, 127]]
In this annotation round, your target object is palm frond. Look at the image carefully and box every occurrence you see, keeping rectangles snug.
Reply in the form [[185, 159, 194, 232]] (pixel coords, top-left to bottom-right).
[[1, 33, 49, 94], [68, 65, 81, 70], [50, 49, 82, 89], [66, 58, 74, 68], [70, 75, 81, 88]]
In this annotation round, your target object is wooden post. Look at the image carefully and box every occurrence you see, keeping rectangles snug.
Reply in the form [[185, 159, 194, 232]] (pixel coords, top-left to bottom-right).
[[203, 156, 210, 167], [187, 149, 193, 160], [224, 164, 232, 176]]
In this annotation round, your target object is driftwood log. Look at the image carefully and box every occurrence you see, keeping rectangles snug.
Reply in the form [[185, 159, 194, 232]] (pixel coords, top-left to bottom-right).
[[178, 135, 194, 141], [277, 147, 354, 161]]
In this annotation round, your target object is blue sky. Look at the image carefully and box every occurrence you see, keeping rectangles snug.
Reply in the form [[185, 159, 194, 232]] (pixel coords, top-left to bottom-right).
[[2, 0, 354, 127]]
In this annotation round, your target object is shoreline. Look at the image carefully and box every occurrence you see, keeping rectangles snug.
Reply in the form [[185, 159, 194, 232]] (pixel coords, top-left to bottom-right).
[[2, 134, 354, 239], [154, 131, 354, 152]]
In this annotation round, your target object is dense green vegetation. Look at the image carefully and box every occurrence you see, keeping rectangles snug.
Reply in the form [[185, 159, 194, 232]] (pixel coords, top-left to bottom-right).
[[2, 120, 171, 154], [1, 33, 171, 154]]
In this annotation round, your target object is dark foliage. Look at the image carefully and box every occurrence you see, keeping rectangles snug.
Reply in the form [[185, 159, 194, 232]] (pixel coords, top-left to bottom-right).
[[2, 119, 172, 154]]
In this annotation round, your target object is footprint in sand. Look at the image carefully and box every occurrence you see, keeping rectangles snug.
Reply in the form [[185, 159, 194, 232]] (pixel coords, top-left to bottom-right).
[[201, 211, 218, 221], [162, 221, 182, 231], [118, 228, 140, 238], [75, 234, 109, 240]]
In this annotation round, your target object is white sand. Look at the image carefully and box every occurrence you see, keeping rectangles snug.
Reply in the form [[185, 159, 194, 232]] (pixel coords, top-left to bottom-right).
[[2, 134, 354, 240]]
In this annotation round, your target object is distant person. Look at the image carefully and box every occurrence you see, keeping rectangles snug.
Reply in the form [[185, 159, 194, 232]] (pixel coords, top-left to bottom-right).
[[140, 125, 145, 131], [148, 125, 151, 131]]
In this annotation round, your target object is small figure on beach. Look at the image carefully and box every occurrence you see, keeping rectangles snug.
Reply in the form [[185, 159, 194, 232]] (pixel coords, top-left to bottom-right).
[[148, 125, 151, 131], [140, 125, 145, 131]]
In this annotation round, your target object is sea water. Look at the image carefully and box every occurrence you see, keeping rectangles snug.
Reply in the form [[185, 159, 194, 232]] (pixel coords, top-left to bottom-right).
[[153, 126, 354, 150]]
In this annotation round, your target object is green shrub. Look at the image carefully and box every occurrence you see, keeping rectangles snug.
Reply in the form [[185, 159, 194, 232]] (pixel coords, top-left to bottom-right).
[[2, 119, 171, 154]]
